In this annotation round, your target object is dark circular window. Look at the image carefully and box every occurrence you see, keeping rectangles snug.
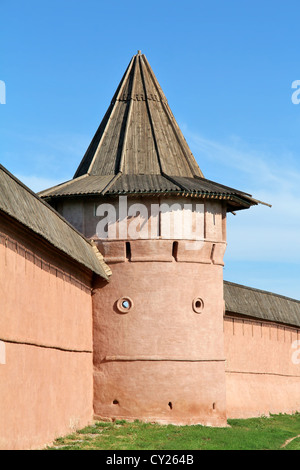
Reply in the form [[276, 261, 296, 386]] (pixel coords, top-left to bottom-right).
[[192, 297, 204, 314]]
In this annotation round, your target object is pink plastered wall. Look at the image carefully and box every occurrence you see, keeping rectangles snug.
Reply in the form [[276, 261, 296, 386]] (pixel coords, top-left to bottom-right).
[[57, 196, 230, 426], [224, 314, 300, 419], [92, 237, 227, 427], [0, 217, 94, 449]]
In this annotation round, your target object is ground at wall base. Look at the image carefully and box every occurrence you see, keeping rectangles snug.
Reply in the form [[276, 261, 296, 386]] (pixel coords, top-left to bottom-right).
[[45, 412, 300, 450]]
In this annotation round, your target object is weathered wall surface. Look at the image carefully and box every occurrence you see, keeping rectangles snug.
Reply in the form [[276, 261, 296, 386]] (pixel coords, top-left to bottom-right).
[[57, 196, 227, 244], [0, 216, 94, 450], [88, 198, 228, 427], [224, 314, 300, 419], [92, 237, 227, 427]]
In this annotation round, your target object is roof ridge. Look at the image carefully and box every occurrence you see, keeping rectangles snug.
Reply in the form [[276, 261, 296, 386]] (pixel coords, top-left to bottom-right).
[[141, 54, 203, 178], [101, 172, 122, 194], [161, 173, 191, 192], [117, 56, 138, 173], [138, 54, 164, 175], [73, 102, 114, 178]]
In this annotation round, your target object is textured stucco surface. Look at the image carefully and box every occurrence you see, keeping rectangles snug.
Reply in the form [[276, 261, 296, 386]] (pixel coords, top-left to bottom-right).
[[224, 315, 300, 418], [0, 217, 94, 450]]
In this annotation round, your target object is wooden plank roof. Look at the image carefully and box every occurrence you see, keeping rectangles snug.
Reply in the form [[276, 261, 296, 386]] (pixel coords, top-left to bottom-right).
[[39, 51, 266, 212], [0, 165, 111, 280], [73, 51, 203, 179], [224, 281, 300, 328], [40, 173, 260, 209]]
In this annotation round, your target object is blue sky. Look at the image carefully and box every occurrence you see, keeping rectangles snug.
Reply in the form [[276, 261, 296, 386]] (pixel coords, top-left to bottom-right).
[[1, 0, 300, 299]]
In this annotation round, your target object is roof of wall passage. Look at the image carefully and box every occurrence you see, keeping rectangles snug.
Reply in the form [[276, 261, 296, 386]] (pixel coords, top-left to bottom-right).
[[0, 164, 111, 280], [224, 280, 300, 328]]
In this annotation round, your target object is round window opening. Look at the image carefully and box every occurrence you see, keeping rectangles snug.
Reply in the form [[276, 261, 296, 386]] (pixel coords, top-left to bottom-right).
[[193, 297, 204, 314], [117, 297, 133, 314]]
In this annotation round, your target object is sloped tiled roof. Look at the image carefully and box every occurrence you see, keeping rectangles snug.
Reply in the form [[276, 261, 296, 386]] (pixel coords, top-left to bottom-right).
[[224, 281, 300, 328], [0, 165, 111, 280], [39, 51, 264, 212]]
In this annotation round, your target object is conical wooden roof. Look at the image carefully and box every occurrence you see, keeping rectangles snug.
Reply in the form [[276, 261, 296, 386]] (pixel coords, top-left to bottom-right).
[[74, 50, 203, 179], [39, 52, 263, 212]]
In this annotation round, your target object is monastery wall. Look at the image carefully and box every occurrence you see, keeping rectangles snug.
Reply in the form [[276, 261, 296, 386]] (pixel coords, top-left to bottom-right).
[[224, 314, 300, 419], [0, 215, 94, 450]]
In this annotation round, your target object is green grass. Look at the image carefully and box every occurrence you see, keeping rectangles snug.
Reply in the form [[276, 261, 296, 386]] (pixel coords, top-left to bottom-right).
[[46, 413, 300, 450]]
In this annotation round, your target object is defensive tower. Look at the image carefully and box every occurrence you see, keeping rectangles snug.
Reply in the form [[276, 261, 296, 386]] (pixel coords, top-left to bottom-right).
[[40, 51, 259, 426]]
